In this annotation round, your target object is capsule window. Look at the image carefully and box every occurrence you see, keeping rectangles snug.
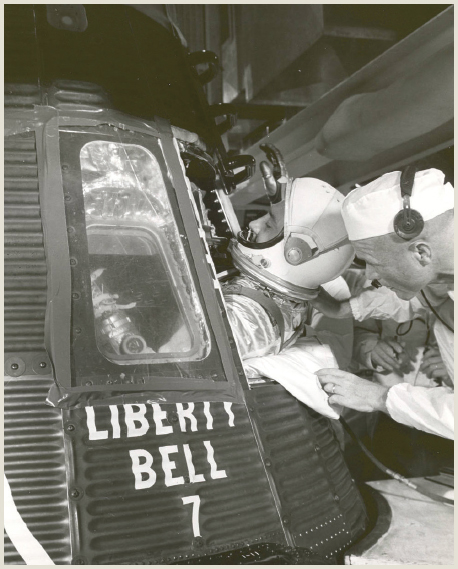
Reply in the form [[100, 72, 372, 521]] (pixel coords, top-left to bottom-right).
[[80, 141, 210, 364]]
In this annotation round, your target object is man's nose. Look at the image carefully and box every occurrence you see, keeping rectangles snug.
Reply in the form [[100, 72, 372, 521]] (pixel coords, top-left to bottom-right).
[[248, 216, 264, 233]]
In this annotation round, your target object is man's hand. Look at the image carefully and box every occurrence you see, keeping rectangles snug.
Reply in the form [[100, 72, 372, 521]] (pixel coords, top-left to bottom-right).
[[316, 368, 389, 413], [309, 287, 352, 319], [370, 338, 412, 373], [420, 347, 450, 384]]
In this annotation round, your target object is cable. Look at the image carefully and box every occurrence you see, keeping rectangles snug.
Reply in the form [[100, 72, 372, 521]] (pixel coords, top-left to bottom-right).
[[395, 317, 430, 345], [420, 290, 454, 332], [395, 320, 413, 337], [339, 417, 453, 506]]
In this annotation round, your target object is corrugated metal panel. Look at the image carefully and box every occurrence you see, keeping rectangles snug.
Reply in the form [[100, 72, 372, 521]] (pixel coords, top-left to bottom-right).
[[309, 410, 367, 538], [47, 80, 112, 110], [66, 401, 286, 564], [4, 375, 72, 565], [4, 84, 42, 109], [4, 532, 26, 565], [4, 132, 47, 353], [249, 386, 367, 561]]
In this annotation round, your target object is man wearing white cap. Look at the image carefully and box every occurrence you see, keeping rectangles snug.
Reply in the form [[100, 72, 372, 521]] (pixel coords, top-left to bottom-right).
[[313, 167, 454, 439]]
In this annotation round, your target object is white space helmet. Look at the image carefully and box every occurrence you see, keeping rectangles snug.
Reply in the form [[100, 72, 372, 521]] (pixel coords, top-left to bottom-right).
[[229, 177, 355, 301]]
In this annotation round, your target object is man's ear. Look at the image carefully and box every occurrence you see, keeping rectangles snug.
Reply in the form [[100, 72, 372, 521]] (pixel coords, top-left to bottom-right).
[[410, 241, 432, 266]]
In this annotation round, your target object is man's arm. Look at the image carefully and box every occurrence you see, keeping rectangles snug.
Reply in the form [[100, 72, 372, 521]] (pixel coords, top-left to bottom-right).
[[310, 286, 353, 319], [316, 368, 454, 439], [316, 368, 389, 412], [311, 285, 426, 322], [385, 382, 453, 440], [310, 276, 354, 369]]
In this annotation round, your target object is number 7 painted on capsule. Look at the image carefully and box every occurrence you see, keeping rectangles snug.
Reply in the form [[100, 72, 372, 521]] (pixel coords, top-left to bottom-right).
[[182, 495, 201, 537]]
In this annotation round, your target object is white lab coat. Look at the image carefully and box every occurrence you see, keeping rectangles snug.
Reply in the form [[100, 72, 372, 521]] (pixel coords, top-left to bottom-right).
[[349, 285, 454, 439]]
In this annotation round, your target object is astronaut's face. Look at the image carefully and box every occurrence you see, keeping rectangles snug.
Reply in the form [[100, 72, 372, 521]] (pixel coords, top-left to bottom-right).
[[246, 201, 285, 244]]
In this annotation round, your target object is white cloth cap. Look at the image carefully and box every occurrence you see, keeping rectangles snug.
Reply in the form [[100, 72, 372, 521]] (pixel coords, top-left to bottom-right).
[[342, 168, 454, 241]]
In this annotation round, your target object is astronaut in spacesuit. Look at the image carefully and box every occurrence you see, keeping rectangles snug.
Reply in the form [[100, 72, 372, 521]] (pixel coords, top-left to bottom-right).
[[221, 145, 356, 418]]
